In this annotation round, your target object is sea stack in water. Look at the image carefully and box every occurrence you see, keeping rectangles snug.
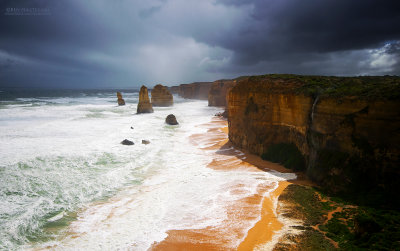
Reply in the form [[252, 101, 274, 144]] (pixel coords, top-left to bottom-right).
[[137, 85, 153, 113], [151, 84, 173, 107], [117, 92, 125, 106], [165, 114, 178, 125]]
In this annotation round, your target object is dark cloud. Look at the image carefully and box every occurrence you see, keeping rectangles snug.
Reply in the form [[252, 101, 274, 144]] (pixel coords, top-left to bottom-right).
[[212, 0, 400, 64], [0, 0, 399, 88]]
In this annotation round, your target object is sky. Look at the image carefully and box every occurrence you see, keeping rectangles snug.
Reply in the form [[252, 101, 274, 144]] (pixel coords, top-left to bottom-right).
[[0, 0, 399, 88]]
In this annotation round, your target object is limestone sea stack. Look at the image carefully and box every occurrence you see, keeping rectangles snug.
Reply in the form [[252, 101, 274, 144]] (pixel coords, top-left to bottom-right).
[[137, 85, 154, 113], [117, 92, 125, 106], [151, 84, 173, 106]]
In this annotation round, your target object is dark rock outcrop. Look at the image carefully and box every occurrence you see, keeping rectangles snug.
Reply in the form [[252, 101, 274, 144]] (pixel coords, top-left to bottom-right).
[[227, 74, 400, 202], [137, 85, 153, 113], [208, 79, 236, 107], [117, 92, 125, 106], [165, 114, 179, 125], [151, 84, 173, 106], [121, 139, 134, 145]]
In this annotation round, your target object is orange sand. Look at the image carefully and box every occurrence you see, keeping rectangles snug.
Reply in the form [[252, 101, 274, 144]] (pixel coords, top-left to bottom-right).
[[237, 181, 290, 251], [151, 117, 309, 250]]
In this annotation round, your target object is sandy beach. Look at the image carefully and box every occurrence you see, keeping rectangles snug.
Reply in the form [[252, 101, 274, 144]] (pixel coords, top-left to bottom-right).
[[151, 117, 301, 250]]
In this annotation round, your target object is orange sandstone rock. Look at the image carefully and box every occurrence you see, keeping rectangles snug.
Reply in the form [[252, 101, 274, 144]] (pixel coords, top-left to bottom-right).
[[117, 92, 125, 106], [151, 84, 173, 107], [227, 75, 400, 195], [137, 85, 153, 113], [208, 79, 236, 107]]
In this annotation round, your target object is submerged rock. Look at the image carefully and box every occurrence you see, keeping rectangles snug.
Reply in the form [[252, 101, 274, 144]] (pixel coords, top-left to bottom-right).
[[165, 114, 178, 125], [142, 140, 150, 144], [121, 139, 134, 145], [117, 92, 125, 106], [137, 85, 153, 113], [215, 110, 228, 118], [151, 84, 173, 107]]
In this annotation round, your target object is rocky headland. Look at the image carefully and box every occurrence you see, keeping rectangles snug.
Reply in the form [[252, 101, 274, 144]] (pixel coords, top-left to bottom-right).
[[226, 74, 400, 206], [208, 79, 237, 107], [151, 84, 173, 107], [169, 82, 212, 100], [137, 85, 154, 113]]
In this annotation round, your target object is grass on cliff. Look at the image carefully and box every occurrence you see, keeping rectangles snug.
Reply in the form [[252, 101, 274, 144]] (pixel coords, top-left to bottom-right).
[[241, 74, 400, 100], [261, 143, 306, 171], [274, 184, 400, 251]]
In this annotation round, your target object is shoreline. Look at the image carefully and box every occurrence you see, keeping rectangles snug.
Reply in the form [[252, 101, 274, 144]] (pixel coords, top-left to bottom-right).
[[152, 117, 302, 250]]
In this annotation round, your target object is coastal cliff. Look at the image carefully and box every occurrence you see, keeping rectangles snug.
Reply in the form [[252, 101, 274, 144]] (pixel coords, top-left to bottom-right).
[[170, 82, 212, 100], [208, 79, 237, 107], [228, 74, 400, 202]]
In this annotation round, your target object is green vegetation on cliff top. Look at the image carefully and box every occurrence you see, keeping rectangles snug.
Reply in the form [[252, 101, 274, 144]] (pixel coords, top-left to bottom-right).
[[237, 74, 400, 100], [274, 184, 400, 251]]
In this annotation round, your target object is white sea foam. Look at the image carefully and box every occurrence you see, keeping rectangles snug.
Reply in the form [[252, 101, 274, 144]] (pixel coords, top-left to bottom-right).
[[0, 92, 296, 250]]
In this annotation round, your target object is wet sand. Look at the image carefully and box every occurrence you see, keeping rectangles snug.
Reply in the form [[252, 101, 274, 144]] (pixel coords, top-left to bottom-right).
[[151, 117, 305, 250]]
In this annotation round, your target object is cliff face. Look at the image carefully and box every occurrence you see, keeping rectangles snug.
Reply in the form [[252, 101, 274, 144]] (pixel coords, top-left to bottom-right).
[[208, 80, 236, 107], [137, 85, 153, 113], [171, 82, 212, 100], [151, 84, 173, 107], [169, 86, 180, 94], [228, 75, 400, 198]]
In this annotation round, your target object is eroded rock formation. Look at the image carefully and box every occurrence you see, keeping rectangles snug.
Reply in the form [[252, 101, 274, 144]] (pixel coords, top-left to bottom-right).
[[117, 92, 125, 106], [208, 79, 236, 107], [137, 85, 154, 113], [169, 82, 212, 100], [169, 86, 180, 94], [151, 84, 173, 106], [228, 74, 400, 200]]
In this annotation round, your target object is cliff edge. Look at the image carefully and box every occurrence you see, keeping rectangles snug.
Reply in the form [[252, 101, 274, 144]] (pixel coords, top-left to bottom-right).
[[228, 74, 400, 205]]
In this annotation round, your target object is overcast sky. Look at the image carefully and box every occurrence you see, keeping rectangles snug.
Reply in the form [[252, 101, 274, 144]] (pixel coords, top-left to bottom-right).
[[0, 0, 399, 88]]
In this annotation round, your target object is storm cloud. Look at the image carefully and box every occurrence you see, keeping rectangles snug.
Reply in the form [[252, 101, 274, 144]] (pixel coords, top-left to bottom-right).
[[0, 0, 399, 88]]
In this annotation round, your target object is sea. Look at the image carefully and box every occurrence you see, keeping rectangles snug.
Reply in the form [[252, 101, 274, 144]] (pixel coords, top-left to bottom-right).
[[0, 88, 296, 250]]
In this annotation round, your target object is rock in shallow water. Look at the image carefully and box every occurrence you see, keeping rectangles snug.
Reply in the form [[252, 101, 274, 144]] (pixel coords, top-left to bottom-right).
[[121, 139, 134, 145], [165, 114, 179, 125]]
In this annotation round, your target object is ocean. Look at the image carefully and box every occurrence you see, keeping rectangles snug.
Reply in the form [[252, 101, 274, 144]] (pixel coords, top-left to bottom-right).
[[0, 88, 295, 250]]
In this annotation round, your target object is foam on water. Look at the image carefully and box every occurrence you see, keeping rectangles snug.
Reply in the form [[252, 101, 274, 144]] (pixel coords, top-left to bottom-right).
[[0, 91, 296, 250]]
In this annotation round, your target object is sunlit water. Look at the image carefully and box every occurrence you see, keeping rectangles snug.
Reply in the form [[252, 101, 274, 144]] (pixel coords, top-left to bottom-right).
[[0, 89, 295, 250]]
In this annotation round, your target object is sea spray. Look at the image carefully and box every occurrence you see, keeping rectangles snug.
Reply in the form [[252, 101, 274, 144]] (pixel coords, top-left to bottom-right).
[[0, 90, 296, 250]]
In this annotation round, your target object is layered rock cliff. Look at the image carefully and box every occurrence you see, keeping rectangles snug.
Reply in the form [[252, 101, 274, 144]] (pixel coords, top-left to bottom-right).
[[228, 74, 400, 202], [137, 85, 153, 113], [208, 79, 236, 107], [170, 82, 212, 100], [151, 84, 173, 107]]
